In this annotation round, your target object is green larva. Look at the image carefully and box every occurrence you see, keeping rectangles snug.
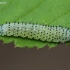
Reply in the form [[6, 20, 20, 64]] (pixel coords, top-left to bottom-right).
[[0, 22, 70, 43]]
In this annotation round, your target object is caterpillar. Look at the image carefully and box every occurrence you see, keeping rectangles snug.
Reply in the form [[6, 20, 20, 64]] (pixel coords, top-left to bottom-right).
[[0, 22, 70, 43]]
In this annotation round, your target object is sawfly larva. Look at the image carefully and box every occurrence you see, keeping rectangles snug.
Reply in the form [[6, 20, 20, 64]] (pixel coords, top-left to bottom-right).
[[0, 22, 70, 43]]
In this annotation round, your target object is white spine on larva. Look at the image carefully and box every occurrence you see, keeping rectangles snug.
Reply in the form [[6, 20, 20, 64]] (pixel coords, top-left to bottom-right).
[[1, 22, 70, 43]]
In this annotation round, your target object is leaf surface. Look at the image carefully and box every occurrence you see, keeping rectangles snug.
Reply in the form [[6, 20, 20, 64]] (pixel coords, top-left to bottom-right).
[[0, 0, 70, 48]]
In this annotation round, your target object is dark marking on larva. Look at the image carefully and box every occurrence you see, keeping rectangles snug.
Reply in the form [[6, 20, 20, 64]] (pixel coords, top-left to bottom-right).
[[14, 21, 16, 23], [18, 22, 19, 24]]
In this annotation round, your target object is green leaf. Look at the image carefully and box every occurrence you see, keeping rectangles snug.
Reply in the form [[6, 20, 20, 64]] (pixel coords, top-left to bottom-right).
[[0, 0, 70, 48]]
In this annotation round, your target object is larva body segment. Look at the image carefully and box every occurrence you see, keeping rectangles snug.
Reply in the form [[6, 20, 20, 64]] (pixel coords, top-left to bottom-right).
[[0, 22, 70, 43]]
